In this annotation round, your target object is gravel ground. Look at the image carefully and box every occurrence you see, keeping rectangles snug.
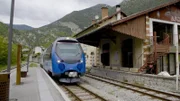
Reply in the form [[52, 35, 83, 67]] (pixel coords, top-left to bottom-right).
[[81, 76, 163, 101]]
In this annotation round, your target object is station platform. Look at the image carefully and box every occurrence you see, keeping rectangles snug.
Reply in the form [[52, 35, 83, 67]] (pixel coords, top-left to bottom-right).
[[9, 64, 70, 101]]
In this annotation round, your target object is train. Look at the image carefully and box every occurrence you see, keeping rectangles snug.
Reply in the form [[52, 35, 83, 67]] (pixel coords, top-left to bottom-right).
[[41, 37, 86, 83]]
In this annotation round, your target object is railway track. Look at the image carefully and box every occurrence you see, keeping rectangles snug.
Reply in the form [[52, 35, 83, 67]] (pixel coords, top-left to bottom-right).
[[61, 84, 107, 101], [85, 74, 180, 101]]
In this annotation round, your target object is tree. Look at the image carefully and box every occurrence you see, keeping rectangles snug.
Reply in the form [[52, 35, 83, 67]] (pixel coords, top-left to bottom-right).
[[0, 36, 17, 66], [0, 36, 8, 65]]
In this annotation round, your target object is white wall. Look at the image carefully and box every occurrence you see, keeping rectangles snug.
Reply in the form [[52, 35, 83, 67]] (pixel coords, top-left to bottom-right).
[[81, 44, 97, 67], [34, 46, 42, 54]]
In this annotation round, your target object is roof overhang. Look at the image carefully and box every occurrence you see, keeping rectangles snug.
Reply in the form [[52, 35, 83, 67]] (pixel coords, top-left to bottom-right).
[[77, 24, 112, 46]]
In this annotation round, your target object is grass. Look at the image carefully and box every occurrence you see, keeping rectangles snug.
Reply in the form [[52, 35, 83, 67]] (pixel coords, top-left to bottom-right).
[[108, 91, 114, 95], [0, 65, 7, 72], [133, 81, 144, 87], [123, 77, 128, 82], [86, 67, 92, 73], [0, 63, 16, 72], [29, 63, 38, 67], [0, 62, 37, 72]]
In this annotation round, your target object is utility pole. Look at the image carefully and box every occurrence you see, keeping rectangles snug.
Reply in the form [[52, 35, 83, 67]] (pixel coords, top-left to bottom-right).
[[7, 0, 15, 72]]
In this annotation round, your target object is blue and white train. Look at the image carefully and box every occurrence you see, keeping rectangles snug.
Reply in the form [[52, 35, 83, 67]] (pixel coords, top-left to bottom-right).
[[41, 37, 86, 83]]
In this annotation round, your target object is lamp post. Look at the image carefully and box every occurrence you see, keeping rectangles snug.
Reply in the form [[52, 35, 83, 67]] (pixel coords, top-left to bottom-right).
[[7, 0, 15, 72]]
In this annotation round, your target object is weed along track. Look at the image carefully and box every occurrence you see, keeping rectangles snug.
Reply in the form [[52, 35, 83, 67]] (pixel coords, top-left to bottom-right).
[[85, 74, 180, 101], [60, 84, 107, 101]]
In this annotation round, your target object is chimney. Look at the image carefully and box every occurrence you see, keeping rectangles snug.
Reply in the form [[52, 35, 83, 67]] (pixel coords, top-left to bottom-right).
[[116, 5, 121, 20], [101, 6, 108, 19]]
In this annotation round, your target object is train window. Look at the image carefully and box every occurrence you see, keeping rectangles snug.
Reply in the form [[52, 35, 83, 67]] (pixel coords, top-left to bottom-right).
[[56, 42, 82, 57], [44, 44, 52, 60]]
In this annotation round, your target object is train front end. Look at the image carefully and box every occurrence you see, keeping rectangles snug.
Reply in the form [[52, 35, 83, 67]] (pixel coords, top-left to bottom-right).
[[52, 38, 86, 83]]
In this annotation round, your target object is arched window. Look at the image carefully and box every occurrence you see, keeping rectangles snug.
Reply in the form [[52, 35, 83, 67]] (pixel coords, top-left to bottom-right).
[[90, 52, 94, 55]]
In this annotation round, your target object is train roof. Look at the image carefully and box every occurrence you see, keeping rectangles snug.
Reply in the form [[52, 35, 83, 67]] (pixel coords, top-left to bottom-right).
[[55, 37, 78, 42]]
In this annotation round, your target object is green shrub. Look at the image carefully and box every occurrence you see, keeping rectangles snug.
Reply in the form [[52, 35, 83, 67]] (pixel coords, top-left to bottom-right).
[[0, 36, 17, 69]]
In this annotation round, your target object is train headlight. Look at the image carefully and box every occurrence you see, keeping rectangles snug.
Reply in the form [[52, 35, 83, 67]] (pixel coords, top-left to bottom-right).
[[80, 59, 83, 63], [57, 60, 61, 63], [66, 37, 70, 40], [68, 72, 77, 77]]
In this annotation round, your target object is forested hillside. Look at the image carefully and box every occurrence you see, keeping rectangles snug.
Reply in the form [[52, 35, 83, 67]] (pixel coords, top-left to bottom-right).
[[0, 22, 8, 37], [12, 24, 33, 30], [109, 0, 175, 16], [0, 0, 176, 71], [0, 22, 17, 71], [1, 0, 175, 49], [27, 0, 174, 48], [19, 4, 109, 48]]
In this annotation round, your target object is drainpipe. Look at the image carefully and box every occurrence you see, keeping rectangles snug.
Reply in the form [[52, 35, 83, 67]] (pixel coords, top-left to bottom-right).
[[174, 24, 179, 91]]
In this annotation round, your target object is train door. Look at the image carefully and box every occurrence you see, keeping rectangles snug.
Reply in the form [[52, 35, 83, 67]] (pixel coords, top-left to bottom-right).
[[121, 39, 133, 67], [101, 43, 110, 66]]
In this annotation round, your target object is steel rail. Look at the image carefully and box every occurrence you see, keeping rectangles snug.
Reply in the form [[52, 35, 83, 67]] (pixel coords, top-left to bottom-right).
[[61, 84, 107, 101], [62, 85, 82, 101], [77, 84, 107, 101], [87, 74, 180, 98], [85, 74, 180, 101]]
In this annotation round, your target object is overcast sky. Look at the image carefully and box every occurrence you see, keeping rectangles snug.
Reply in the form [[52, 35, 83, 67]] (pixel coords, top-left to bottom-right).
[[0, 0, 123, 28]]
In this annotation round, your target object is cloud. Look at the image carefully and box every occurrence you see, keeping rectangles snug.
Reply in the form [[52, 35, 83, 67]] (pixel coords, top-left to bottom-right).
[[0, 0, 123, 28]]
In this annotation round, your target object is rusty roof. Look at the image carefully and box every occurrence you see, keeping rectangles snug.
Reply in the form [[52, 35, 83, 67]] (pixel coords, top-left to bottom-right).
[[74, 10, 126, 37]]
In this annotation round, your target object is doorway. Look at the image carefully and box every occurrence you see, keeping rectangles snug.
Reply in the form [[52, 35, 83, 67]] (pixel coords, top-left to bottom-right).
[[101, 43, 110, 66], [153, 22, 173, 44], [121, 39, 133, 67]]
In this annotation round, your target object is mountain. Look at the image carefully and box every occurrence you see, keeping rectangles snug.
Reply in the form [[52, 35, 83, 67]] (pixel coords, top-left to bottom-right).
[[0, 22, 18, 66], [109, 0, 175, 16], [12, 24, 33, 30], [5, 23, 33, 30], [5, 0, 175, 48], [36, 4, 111, 35], [19, 4, 111, 48], [0, 22, 8, 37], [0, 22, 24, 44], [34, 0, 174, 48]]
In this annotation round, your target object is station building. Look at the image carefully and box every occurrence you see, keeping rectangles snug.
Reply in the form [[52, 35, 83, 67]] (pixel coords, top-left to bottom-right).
[[74, 0, 180, 75], [81, 44, 98, 67]]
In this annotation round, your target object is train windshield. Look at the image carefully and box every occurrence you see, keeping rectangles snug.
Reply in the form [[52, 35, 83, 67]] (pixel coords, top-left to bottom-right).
[[56, 42, 82, 57]]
